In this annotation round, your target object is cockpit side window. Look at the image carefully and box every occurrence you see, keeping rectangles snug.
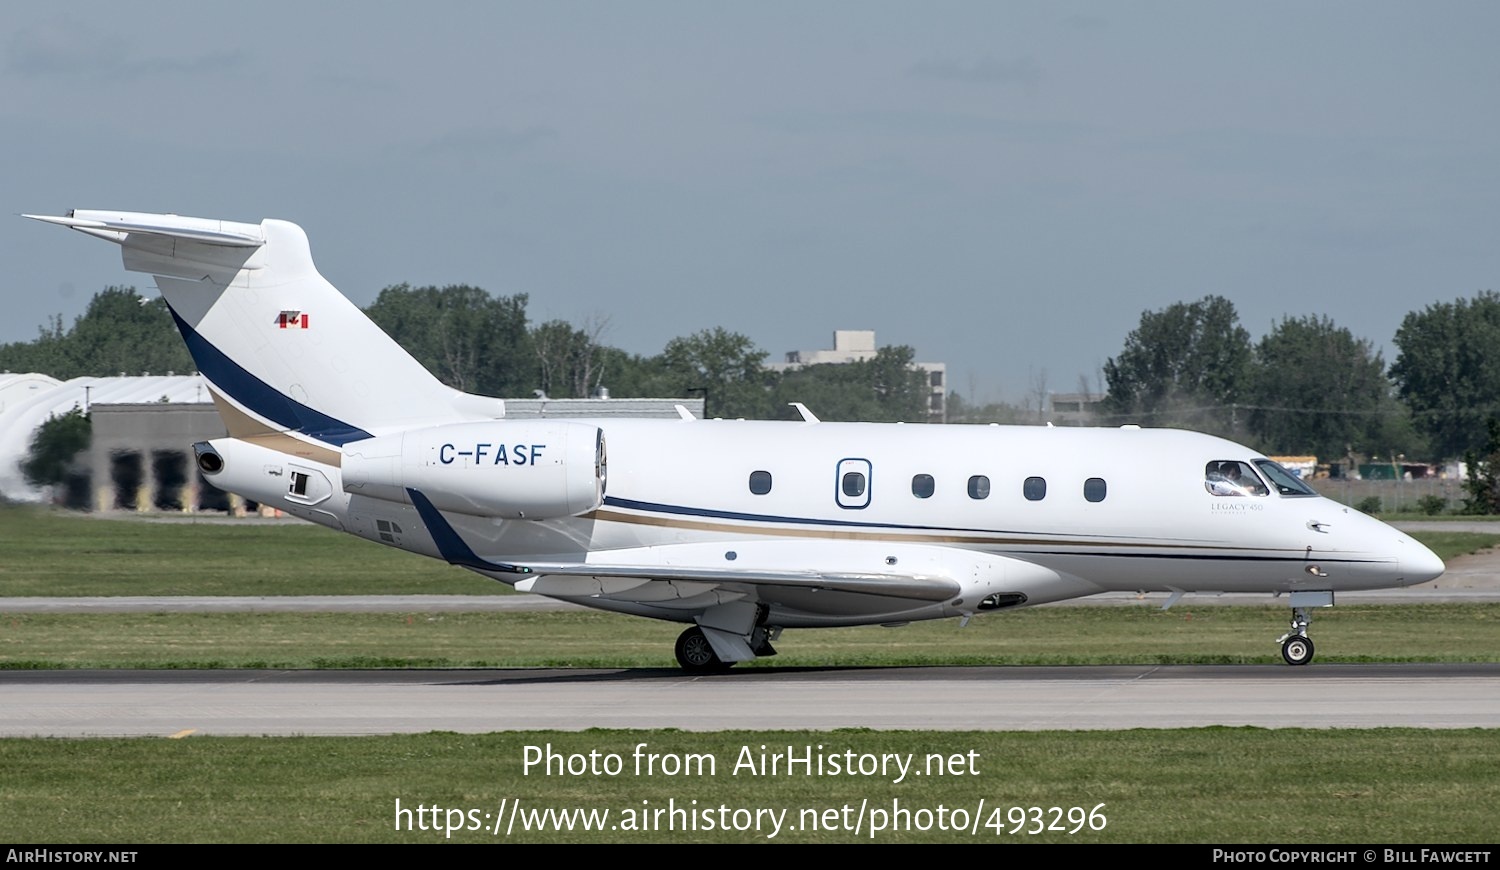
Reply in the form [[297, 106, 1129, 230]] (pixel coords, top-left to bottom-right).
[[1253, 459, 1318, 496], [1204, 460, 1270, 497]]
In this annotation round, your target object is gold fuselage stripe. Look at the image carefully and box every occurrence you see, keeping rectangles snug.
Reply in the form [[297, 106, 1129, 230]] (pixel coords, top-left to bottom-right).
[[207, 386, 344, 466], [587, 509, 1297, 556]]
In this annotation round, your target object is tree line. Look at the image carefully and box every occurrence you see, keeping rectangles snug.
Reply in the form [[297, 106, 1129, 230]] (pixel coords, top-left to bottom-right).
[[1100, 292, 1500, 463], [0, 284, 931, 424], [8, 284, 1500, 463]]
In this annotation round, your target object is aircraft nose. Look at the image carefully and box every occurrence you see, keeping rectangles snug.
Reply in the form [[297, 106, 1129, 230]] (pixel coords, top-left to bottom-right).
[[1401, 537, 1446, 585]]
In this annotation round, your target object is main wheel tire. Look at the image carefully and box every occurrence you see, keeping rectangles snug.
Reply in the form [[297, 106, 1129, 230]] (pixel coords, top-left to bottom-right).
[[1281, 634, 1314, 666], [675, 626, 732, 673]]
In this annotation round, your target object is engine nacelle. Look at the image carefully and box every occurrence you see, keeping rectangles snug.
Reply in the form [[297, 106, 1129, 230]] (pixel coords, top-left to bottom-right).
[[341, 420, 605, 519]]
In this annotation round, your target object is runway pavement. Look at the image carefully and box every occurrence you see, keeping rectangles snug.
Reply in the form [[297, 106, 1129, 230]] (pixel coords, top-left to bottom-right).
[[2, 664, 1498, 736], [2, 520, 1496, 738]]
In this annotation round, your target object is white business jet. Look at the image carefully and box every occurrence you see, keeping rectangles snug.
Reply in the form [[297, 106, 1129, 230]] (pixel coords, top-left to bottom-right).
[[26, 210, 1445, 670]]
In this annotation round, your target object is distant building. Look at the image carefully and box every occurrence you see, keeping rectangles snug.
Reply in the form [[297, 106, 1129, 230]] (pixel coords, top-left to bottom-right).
[[1269, 456, 1318, 480], [767, 330, 947, 422], [1, 372, 214, 506], [1, 372, 702, 513], [1047, 392, 1106, 426]]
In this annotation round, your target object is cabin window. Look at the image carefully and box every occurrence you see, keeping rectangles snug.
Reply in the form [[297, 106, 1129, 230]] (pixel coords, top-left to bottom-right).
[[1024, 476, 1047, 501], [748, 470, 773, 495], [1084, 478, 1107, 503], [1205, 461, 1270, 497], [967, 475, 990, 500], [836, 458, 873, 509], [911, 474, 935, 499]]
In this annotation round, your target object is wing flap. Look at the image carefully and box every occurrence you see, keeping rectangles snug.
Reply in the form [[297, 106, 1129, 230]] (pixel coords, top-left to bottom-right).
[[410, 489, 967, 605], [513, 541, 965, 605]]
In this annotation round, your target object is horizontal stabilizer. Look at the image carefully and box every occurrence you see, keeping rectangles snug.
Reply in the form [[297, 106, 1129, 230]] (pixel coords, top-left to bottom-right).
[[23, 211, 264, 248], [29, 209, 470, 441]]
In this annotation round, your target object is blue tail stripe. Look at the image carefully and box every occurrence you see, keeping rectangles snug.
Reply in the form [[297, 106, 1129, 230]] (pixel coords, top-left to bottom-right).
[[167, 304, 373, 446]]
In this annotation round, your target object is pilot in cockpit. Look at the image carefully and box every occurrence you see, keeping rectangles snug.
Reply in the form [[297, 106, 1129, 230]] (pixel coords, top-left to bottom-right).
[[1205, 461, 1270, 496]]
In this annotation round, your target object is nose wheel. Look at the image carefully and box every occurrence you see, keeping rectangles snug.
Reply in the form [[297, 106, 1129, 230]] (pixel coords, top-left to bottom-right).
[[1280, 632, 1314, 666], [1276, 606, 1315, 666]]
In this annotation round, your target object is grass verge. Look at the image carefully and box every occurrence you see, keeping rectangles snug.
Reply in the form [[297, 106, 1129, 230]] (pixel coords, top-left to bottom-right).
[[0, 506, 501, 596], [1, 729, 1496, 843], [3, 605, 1497, 669], [1, 504, 1495, 597]]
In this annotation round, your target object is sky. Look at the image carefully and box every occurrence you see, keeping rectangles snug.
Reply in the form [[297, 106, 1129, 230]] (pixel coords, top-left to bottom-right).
[[3, 2, 1497, 404]]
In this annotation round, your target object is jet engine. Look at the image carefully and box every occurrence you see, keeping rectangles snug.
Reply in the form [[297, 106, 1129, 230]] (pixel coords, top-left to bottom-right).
[[341, 420, 605, 519]]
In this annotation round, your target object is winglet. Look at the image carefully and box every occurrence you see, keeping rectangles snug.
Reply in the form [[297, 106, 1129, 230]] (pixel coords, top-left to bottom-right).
[[789, 402, 820, 423]]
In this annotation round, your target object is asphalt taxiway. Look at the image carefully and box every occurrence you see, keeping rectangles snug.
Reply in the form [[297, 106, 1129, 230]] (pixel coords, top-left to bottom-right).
[[3, 664, 1498, 737], [2, 520, 1496, 737]]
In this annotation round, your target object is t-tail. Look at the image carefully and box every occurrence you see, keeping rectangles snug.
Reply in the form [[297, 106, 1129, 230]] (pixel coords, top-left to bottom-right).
[[27, 209, 605, 541], [23, 210, 501, 457]]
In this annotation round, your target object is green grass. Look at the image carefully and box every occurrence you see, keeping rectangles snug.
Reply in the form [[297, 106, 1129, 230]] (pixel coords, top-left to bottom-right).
[[2, 508, 1496, 844], [2, 503, 1496, 669], [1383, 511, 1500, 522], [2, 504, 1495, 597], [1, 729, 1495, 843], [3, 605, 1497, 669], [1408, 530, 1500, 561], [0, 505, 502, 596]]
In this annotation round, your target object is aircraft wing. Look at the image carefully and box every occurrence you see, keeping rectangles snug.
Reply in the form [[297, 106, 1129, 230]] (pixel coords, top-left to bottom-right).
[[405, 486, 960, 603], [512, 548, 963, 604], [408, 488, 968, 609]]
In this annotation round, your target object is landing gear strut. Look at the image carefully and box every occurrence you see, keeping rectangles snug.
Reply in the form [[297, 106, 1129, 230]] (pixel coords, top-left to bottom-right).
[[1275, 591, 1333, 666], [1277, 606, 1315, 666]]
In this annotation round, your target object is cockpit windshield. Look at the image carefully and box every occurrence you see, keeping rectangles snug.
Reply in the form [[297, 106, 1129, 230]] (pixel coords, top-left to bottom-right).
[[1204, 460, 1270, 496], [1253, 459, 1318, 496]]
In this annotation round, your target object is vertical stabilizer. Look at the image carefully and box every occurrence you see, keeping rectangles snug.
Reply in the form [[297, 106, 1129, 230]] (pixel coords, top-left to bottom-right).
[[26, 210, 490, 446]]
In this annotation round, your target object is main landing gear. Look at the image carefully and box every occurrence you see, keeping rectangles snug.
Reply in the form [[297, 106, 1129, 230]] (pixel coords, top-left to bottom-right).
[[673, 624, 779, 673], [674, 626, 732, 673]]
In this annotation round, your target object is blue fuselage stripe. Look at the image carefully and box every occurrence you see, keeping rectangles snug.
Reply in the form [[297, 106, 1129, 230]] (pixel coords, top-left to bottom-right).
[[599, 497, 1385, 565], [602, 495, 1021, 534]]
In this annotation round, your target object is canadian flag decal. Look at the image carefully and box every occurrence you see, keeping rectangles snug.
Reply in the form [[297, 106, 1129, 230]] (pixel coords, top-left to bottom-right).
[[278, 311, 310, 329]]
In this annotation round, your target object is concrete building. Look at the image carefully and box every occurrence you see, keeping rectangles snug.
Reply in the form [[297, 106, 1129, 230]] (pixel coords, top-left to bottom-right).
[[1, 372, 213, 506], [1, 371, 702, 513], [1046, 392, 1107, 426], [87, 401, 233, 513], [767, 330, 948, 422]]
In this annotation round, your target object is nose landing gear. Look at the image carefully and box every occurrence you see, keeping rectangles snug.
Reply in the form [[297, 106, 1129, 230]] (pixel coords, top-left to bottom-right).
[[1277, 609, 1314, 665], [1275, 591, 1333, 666]]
